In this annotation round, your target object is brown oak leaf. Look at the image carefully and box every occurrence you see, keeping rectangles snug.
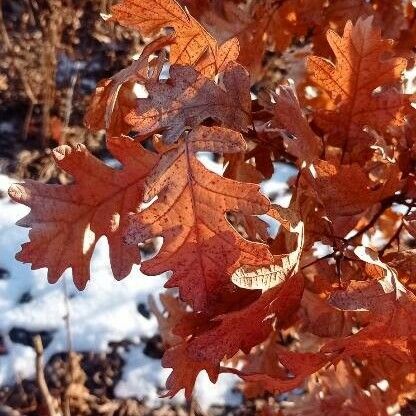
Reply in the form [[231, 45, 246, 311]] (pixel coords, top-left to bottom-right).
[[126, 61, 251, 144], [111, 0, 239, 78], [125, 126, 272, 313], [307, 160, 401, 219], [9, 137, 158, 289], [261, 84, 322, 165], [308, 16, 411, 159], [324, 246, 416, 363]]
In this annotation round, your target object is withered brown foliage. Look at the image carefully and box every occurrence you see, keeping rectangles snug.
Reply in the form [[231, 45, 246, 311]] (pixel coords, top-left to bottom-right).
[[7, 0, 416, 414]]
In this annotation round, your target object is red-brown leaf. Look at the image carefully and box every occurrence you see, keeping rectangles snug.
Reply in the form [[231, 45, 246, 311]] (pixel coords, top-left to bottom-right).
[[9, 137, 158, 289], [308, 16, 411, 157], [125, 126, 272, 312], [111, 0, 239, 78], [126, 62, 251, 144]]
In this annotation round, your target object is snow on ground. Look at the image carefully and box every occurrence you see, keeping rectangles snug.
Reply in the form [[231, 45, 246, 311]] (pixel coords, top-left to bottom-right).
[[0, 159, 295, 410]]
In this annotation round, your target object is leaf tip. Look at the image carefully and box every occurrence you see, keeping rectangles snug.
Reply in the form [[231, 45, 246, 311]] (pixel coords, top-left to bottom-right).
[[8, 184, 25, 201], [52, 145, 73, 161]]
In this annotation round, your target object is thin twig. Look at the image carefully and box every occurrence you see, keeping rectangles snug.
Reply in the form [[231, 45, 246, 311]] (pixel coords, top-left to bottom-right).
[[61, 64, 80, 144], [62, 278, 73, 355], [301, 252, 334, 270], [62, 278, 73, 416], [33, 335, 58, 416]]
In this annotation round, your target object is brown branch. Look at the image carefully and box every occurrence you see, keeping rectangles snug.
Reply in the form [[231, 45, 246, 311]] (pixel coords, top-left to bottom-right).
[[346, 194, 404, 242], [301, 252, 334, 270], [380, 206, 412, 256]]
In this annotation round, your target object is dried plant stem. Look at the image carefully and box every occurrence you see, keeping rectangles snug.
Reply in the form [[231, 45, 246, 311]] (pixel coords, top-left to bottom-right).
[[62, 278, 73, 416], [39, 0, 61, 147], [62, 278, 73, 356], [61, 67, 79, 144], [0, 0, 38, 140], [33, 335, 59, 416]]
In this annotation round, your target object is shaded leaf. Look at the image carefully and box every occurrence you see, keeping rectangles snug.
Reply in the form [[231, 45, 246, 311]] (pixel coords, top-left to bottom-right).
[[162, 274, 304, 398], [307, 160, 401, 219], [262, 84, 322, 165]]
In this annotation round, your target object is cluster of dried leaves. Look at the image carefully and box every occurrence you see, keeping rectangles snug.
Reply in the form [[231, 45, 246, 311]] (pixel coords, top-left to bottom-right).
[[8, 0, 416, 413]]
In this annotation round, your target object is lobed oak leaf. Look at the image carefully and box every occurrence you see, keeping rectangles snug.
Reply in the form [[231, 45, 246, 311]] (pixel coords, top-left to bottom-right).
[[126, 61, 251, 144], [162, 273, 304, 398], [111, 0, 239, 78], [9, 137, 158, 289], [161, 342, 218, 400], [125, 126, 273, 313], [308, 16, 411, 158]]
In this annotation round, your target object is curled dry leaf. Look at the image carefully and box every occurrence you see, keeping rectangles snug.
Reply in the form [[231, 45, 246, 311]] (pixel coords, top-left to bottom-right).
[[8, 137, 158, 289], [262, 84, 322, 165], [329, 246, 409, 314], [111, 0, 239, 78], [126, 61, 251, 144], [84, 36, 173, 137], [231, 220, 304, 291], [125, 126, 272, 313]]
